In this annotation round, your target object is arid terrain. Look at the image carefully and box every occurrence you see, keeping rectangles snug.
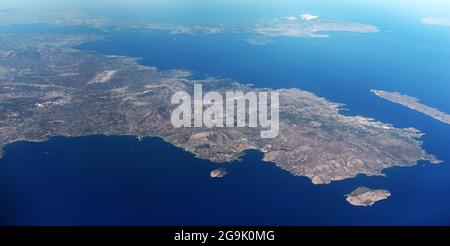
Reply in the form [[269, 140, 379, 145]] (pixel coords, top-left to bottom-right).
[[0, 33, 441, 185], [346, 187, 391, 206]]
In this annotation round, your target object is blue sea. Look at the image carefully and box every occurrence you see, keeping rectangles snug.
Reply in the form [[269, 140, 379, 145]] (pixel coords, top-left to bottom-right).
[[1, 1, 450, 225]]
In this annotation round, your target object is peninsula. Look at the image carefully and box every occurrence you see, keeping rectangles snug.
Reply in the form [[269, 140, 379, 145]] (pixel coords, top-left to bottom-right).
[[0, 33, 441, 185]]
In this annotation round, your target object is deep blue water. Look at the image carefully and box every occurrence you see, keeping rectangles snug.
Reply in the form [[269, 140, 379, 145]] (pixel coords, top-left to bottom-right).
[[1, 20, 450, 225], [1, 135, 449, 226]]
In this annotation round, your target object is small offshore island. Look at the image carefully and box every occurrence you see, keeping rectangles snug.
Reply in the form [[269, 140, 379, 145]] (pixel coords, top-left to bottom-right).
[[346, 187, 391, 207], [372, 90, 450, 125], [210, 168, 227, 178]]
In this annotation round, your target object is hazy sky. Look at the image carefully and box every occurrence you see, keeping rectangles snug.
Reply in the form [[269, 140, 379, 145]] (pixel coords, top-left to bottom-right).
[[1, 0, 449, 13], [1, 0, 449, 25]]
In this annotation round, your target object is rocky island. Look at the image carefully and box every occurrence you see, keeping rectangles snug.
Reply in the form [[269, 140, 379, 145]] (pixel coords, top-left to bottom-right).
[[210, 168, 228, 178], [346, 187, 391, 206], [0, 33, 441, 185], [372, 90, 450, 125]]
